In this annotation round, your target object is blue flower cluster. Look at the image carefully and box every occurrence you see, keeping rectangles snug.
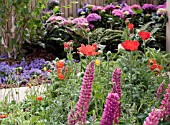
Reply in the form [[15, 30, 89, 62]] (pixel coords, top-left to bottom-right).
[[0, 59, 50, 85]]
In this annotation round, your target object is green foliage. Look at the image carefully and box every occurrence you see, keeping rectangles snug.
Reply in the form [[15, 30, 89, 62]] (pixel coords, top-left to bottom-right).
[[0, 0, 45, 59], [117, 50, 169, 124], [0, 47, 169, 124]]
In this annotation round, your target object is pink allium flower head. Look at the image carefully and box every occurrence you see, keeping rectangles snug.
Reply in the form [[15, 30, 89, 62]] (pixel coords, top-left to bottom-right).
[[122, 6, 134, 16], [156, 82, 165, 99], [156, 8, 167, 15], [160, 84, 170, 120], [86, 13, 101, 22], [68, 61, 95, 125], [89, 24, 95, 30], [48, 16, 65, 22], [104, 3, 115, 11], [59, 20, 73, 27], [112, 9, 124, 18], [131, 4, 141, 10], [72, 17, 89, 28], [157, 2, 166, 9], [72, 17, 88, 24], [100, 93, 120, 125], [142, 4, 156, 10], [143, 108, 164, 125], [92, 5, 104, 12]]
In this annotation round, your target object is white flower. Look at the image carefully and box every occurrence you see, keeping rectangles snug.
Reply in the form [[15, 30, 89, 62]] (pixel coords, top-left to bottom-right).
[[118, 44, 125, 52]]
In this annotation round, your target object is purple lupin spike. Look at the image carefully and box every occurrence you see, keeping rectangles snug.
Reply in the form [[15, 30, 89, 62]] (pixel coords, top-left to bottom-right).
[[68, 61, 95, 125], [100, 93, 120, 125], [143, 108, 164, 125], [156, 82, 165, 99]]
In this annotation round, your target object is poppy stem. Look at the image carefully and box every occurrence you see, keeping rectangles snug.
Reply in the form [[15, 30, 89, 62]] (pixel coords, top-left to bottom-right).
[[107, 55, 110, 90], [129, 52, 133, 102], [143, 40, 146, 56]]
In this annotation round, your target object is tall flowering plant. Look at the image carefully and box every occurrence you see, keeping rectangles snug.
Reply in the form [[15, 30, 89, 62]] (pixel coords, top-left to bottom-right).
[[100, 93, 120, 125], [111, 68, 122, 124], [68, 61, 95, 125]]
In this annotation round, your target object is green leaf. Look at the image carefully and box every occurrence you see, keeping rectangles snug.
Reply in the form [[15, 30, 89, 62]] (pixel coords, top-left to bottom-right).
[[63, 5, 71, 8], [71, 1, 78, 4], [53, 6, 60, 13]]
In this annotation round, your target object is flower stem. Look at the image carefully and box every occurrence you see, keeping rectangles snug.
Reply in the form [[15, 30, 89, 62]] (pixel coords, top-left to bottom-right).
[[129, 52, 133, 103]]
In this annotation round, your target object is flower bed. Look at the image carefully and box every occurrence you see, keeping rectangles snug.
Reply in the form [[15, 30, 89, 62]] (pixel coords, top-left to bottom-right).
[[39, 2, 167, 58], [0, 1, 170, 125]]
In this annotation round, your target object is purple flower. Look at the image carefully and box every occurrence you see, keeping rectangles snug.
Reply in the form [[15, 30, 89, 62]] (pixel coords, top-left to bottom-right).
[[89, 24, 95, 30], [92, 6, 104, 12], [68, 61, 95, 125], [73, 59, 80, 63], [42, 9, 53, 15], [156, 5, 166, 9], [160, 84, 170, 120], [78, 8, 88, 15], [72, 17, 89, 28], [72, 17, 88, 24], [59, 20, 73, 27], [119, 2, 129, 8], [29, 68, 42, 76], [0, 58, 48, 85], [156, 82, 165, 99], [142, 4, 156, 10], [131, 4, 141, 10], [100, 93, 120, 125], [112, 9, 124, 18], [104, 3, 115, 11], [111, 68, 122, 98], [157, 2, 166, 9], [156, 8, 167, 15], [86, 13, 101, 22], [111, 68, 122, 123], [122, 6, 134, 16], [143, 108, 164, 125], [47, 16, 65, 22]]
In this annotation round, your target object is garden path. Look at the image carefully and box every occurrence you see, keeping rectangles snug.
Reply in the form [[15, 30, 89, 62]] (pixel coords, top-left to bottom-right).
[[0, 85, 47, 102]]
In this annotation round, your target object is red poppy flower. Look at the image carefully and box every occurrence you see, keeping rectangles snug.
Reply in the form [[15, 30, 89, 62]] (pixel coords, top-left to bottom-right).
[[64, 40, 73, 51], [0, 114, 7, 119], [150, 64, 162, 74], [139, 31, 150, 40], [48, 70, 52, 72], [56, 60, 64, 69], [128, 23, 134, 30], [77, 43, 98, 56], [64, 43, 69, 49], [57, 68, 62, 74], [148, 59, 162, 74], [36, 96, 43, 101], [121, 40, 140, 51], [150, 64, 162, 71], [58, 73, 65, 80], [148, 59, 157, 66]]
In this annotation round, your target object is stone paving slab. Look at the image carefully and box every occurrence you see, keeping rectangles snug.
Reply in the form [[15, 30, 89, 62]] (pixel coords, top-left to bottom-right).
[[0, 85, 48, 102]]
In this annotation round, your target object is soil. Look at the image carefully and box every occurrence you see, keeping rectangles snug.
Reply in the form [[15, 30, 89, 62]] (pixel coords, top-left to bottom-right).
[[0, 49, 56, 65]]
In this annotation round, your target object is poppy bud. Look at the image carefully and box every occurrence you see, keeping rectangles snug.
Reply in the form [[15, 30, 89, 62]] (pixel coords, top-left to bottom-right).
[[107, 51, 112, 57], [98, 50, 103, 56]]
